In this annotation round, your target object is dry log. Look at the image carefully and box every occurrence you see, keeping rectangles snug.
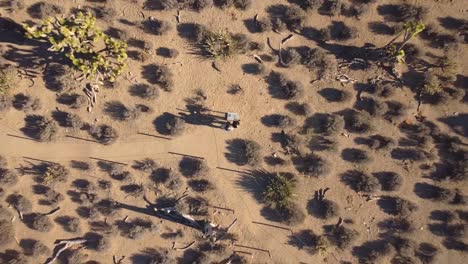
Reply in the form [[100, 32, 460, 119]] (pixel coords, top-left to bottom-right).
[[45, 239, 87, 264]]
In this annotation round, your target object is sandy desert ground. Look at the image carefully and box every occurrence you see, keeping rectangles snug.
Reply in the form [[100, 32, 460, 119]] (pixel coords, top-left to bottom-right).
[[0, 0, 467, 263]]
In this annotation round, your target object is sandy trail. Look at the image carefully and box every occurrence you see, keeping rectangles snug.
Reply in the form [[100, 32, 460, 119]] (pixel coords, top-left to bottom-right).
[[0, 121, 305, 263]]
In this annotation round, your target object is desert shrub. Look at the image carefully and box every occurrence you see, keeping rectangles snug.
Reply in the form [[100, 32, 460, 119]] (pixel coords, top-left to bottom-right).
[[89, 124, 118, 145], [188, 179, 215, 193], [244, 140, 262, 166], [83, 232, 110, 252], [70, 179, 94, 193], [293, 153, 330, 177], [379, 218, 414, 236], [151, 168, 184, 190], [63, 112, 83, 129], [27, 2, 64, 19], [318, 88, 351, 103], [390, 4, 427, 22], [328, 21, 358, 41], [354, 96, 388, 117], [261, 114, 296, 128], [293, 0, 323, 11], [19, 239, 50, 256], [302, 47, 336, 78], [76, 206, 99, 219], [373, 82, 395, 98], [242, 63, 266, 75], [157, 47, 180, 58], [129, 84, 160, 100], [262, 171, 296, 209], [340, 170, 379, 193], [321, 0, 345, 16], [29, 214, 53, 232], [341, 148, 371, 164], [305, 113, 345, 136], [0, 79, 17, 102], [13, 93, 41, 112], [345, 3, 369, 19], [0, 95, 12, 112], [133, 158, 157, 172], [217, 0, 251, 10], [179, 157, 209, 178], [0, 168, 18, 187], [268, 71, 304, 100], [165, 116, 186, 136], [323, 224, 358, 250], [143, 64, 174, 92], [57, 93, 87, 109], [290, 229, 329, 255], [357, 134, 395, 151], [377, 196, 417, 217], [413, 183, 455, 203], [199, 30, 249, 59], [272, 17, 287, 32], [283, 5, 306, 31], [285, 102, 312, 116], [95, 199, 121, 217], [55, 216, 80, 233], [42, 163, 69, 185], [44, 64, 80, 92], [6, 194, 32, 213], [142, 18, 172, 35], [374, 171, 403, 191], [98, 6, 118, 23], [278, 202, 306, 225], [415, 243, 438, 264], [23, 115, 59, 142], [104, 101, 141, 121], [353, 239, 396, 263], [4, 0, 25, 12], [344, 110, 373, 133], [0, 219, 14, 245], [384, 101, 408, 123], [308, 190, 339, 219], [176, 196, 208, 216], [308, 135, 338, 152], [256, 18, 272, 32], [121, 184, 144, 197], [281, 47, 301, 67], [41, 189, 64, 206]]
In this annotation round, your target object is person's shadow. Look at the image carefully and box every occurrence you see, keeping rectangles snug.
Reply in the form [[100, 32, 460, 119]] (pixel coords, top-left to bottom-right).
[[178, 104, 226, 129]]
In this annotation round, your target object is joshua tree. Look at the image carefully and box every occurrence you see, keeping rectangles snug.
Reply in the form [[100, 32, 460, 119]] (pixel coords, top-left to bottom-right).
[[381, 21, 425, 64]]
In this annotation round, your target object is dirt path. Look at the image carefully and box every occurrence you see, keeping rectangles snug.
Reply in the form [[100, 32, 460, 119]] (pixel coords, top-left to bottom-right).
[[0, 121, 309, 263]]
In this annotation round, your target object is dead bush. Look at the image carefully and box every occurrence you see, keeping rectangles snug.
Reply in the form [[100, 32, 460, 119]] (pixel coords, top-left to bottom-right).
[[98, 6, 118, 23], [340, 170, 379, 193], [142, 18, 172, 35], [293, 153, 330, 177], [27, 2, 64, 19], [179, 157, 209, 178], [89, 124, 118, 145], [13, 93, 41, 112], [0, 155, 6, 167], [0, 168, 18, 187]]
